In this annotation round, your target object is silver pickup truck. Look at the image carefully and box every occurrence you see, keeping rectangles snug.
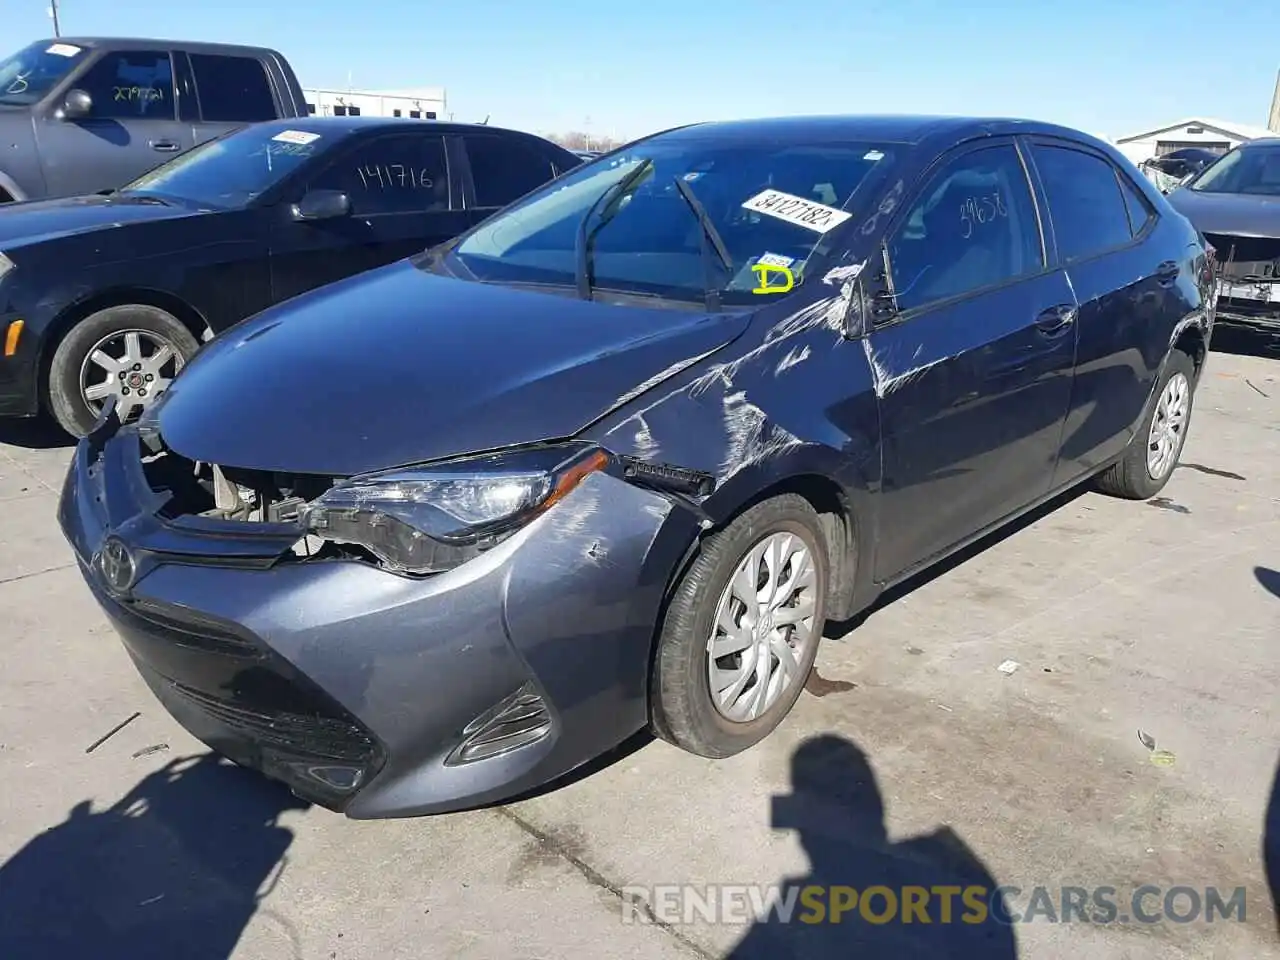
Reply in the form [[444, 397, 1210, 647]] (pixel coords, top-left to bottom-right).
[[0, 36, 309, 202]]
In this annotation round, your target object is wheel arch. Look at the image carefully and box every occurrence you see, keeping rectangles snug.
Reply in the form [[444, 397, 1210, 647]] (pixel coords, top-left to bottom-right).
[[37, 288, 210, 407]]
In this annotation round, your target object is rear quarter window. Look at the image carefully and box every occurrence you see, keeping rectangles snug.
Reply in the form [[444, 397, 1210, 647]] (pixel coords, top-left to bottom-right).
[[189, 53, 277, 122], [1031, 144, 1133, 261]]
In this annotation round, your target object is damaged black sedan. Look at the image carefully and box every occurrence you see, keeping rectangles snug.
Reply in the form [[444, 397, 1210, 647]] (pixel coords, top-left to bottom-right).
[[60, 115, 1214, 818], [1166, 136, 1280, 334]]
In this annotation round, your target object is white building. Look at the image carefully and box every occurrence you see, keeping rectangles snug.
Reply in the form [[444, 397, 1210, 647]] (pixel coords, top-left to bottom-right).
[[1113, 117, 1276, 165], [302, 87, 447, 121]]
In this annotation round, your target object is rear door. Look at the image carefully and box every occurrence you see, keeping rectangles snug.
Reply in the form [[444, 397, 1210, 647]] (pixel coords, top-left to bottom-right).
[[867, 138, 1079, 581], [183, 51, 280, 148], [457, 132, 564, 225], [1024, 138, 1174, 487], [35, 48, 191, 197], [269, 129, 469, 302]]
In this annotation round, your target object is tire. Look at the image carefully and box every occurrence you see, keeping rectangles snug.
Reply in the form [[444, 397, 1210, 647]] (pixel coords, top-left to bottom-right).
[[46, 304, 200, 438], [1094, 350, 1196, 500], [650, 493, 829, 758]]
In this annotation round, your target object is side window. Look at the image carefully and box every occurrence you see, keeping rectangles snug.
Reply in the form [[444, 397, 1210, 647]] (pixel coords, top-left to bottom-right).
[[1031, 145, 1133, 261], [887, 144, 1043, 314], [307, 134, 449, 216], [76, 51, 175, 120], [1117, 171, 1155, 238], [464, 135, 556, 208], [189, 54, 276, 122]]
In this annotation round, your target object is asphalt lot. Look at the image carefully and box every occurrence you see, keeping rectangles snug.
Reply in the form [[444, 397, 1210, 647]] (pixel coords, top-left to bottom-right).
[[0, 331, 1277, 959]]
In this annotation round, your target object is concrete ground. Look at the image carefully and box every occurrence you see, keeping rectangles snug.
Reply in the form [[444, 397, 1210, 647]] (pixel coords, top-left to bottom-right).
[[0, 333, 1277, 959]]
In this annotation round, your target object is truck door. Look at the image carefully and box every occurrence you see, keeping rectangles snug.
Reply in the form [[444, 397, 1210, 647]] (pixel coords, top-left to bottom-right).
[[34, 48, 191, 197]]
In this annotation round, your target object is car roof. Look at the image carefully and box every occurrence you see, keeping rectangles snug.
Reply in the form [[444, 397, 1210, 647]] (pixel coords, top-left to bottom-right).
[[655, 114, 1109, 150], [239, 116, 557, 142], [40, 36, 288, 58]]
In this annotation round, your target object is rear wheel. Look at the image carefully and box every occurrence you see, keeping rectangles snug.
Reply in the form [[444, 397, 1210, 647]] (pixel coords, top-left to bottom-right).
[[650, 494, 828, 758], [1094, 350, 1196, 500], [46, 304, 199, 437]]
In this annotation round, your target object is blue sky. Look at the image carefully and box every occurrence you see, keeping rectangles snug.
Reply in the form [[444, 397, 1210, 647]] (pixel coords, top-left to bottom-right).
[[10, 0, 1280, 141]]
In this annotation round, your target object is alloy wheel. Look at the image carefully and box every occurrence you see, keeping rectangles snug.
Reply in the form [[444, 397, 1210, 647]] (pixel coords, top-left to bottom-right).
[[1146, 371, 1190, 481], [706, 531, 819, 722], [79, 328, 184, 420]]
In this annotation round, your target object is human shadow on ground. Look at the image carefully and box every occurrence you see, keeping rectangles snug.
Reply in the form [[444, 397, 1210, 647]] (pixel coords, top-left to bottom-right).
[[727, 734, 1018, 959], [0, 753, 310, 960]]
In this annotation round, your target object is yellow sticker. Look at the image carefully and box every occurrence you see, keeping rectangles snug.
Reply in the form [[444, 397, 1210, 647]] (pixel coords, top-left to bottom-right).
[[752, 263, 795, 294]]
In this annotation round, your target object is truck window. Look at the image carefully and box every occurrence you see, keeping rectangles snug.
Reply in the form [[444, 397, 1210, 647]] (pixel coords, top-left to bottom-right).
[[189, 53, 276, 122], [464, 135, 556, 208], [76, 51, 175, 120]]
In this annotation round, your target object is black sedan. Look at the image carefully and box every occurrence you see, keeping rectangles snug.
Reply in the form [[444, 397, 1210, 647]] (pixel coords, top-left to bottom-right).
[[0, 117, 579, 435], [1166, 137, 1280, 333], [61, 115, 1214, 818]]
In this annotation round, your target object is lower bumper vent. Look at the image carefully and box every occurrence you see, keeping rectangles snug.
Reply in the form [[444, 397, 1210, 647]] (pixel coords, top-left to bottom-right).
[[446, 683, 552, 766]]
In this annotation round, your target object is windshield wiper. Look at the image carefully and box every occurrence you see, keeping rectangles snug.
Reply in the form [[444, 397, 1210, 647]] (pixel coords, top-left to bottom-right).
[[575, 158, 654, 301], [673, 176, 733, 312]]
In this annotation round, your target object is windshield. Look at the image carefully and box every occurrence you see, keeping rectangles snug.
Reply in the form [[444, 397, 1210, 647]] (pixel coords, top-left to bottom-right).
[[1188, 144, 1280, 197], [120, 125, 333, 209], [0, 40, 87, 106], [449, 137, 898, 308]]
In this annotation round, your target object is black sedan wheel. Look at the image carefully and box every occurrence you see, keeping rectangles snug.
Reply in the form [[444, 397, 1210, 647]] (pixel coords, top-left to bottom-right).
[[47, 304, 200, 437], [650, 494, 828, 758]]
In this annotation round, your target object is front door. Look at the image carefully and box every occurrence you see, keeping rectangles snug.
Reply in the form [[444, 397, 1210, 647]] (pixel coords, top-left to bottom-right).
[[269, 131, 470, 303], [869, 140, 1079, 581], [35, 49, 192, 197]]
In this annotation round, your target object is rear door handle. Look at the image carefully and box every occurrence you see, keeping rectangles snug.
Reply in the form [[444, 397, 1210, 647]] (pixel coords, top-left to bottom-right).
[[149, 139, 180, 152], [1156, 260, 1180, 285], [1034, 303, 1077, 336]]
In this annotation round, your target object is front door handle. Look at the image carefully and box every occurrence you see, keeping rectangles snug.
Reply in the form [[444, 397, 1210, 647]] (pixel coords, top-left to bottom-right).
[[1034, 303, 1077, 337], [1156, 260, 1179, 285], [149, 139, 180, 153]]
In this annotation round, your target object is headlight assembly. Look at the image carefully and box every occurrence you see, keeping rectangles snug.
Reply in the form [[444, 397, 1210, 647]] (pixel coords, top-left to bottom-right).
[[299, 443, 612, 575]]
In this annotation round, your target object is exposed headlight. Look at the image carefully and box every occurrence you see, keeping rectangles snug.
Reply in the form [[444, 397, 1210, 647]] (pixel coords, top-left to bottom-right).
[[299, 443, 611, 575], [0, 252, 14, 283]]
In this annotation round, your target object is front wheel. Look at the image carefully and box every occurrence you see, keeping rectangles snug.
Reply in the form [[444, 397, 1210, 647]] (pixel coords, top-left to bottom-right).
[[1094, 350, 1196, 500], [650, 494, 828, 758], [46, 304, 200, 438]]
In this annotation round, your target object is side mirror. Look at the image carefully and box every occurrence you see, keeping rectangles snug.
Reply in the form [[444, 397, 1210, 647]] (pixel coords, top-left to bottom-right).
[[291, 189, 351, 222], [61, 88, 93, 120], [868, 242, 900, 324]]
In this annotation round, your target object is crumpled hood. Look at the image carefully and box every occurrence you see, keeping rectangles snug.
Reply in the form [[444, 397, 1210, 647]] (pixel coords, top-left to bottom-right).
[[0, 193, 198, 248], [1166, 187, 1280, 238], [154, 260, 749, 475]]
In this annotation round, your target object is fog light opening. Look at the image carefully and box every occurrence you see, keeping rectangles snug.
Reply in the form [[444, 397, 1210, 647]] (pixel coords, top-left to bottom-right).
[[445, 682, 553, 766]]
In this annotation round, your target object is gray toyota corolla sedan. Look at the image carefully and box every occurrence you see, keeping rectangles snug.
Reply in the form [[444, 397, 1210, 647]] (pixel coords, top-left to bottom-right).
[[60, 115, 1213, 818]]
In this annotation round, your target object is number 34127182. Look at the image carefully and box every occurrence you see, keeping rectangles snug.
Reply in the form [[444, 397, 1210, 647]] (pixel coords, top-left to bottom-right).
[[959, 193, 1007, 238]]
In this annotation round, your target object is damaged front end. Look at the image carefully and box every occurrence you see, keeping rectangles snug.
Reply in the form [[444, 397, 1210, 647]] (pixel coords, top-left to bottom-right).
[[1204, 232, 1280, 330]]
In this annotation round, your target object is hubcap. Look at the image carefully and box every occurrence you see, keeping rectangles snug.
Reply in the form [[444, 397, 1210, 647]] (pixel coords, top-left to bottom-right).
[[1146, 372, 1190, 480], [706, 531, 819, 723], [79, 329, 184, 420]]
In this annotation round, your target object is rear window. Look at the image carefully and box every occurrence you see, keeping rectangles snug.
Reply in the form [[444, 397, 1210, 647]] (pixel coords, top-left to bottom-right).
[[1031, 145, 1132, 261], [190, 53, 276, 122], [464, 135, 557, 208]]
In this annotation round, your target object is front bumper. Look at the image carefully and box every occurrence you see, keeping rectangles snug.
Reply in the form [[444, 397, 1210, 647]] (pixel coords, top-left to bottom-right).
[[58, 416, 701, 818]]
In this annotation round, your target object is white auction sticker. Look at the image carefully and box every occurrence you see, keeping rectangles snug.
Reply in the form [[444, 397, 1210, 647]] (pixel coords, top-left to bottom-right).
[[741, 189, 852, 234], [272, 129, 321, 145], [46, 43, 82, 57], [756, 252, 795, 268]]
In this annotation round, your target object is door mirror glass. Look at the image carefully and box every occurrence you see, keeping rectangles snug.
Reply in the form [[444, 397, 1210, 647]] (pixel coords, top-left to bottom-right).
[[61, 88, 92, 120], [292, 189, 351, 222]]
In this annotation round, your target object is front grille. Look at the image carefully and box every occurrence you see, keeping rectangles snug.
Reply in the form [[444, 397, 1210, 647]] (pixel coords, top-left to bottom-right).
[[1204, 233, 1280, 279], [120, 596, 263, 659], [167, 680, 379, 765]]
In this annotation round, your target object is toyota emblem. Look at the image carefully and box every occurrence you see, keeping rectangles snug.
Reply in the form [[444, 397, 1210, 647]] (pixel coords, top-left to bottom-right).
[[97, 536, 136, 594]]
